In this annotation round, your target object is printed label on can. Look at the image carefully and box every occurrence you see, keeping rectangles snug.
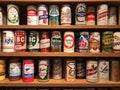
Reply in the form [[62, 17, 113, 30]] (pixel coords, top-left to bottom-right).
[[51, 36, 62, 48], [40, 39, 50, 49]]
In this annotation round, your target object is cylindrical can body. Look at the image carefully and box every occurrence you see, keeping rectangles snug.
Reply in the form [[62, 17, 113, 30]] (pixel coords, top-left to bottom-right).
[[98, 60, 109, 82], [15, 30, 26, 52], [27, 5, 38, 25], [9, 58, 21, 81], [0, 7, 3, 25], [40, 32, 50, 52], [61, 4, 71, 25], [86, 60, 98, 82], [7, 4, 19, 25], [97, 4, 108, 25], [89, 32, 100, 53], [51, 31, 62, 52], [49, 5, 59, 25], [75, 3, 86, 25], [2, 30, 14, 52], [64, 31, 74, 52], [28, 31, 40, 52], [102, 31, 113, 52], [23, 60, 34, 82], [38, 59, 49, 81], [38, 4, 48, 25], [0, 59, 5, 80]]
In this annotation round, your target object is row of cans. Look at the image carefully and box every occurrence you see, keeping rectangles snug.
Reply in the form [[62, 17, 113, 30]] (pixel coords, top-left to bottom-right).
[[0, 3, 120, 25], [0, 58, 119, 83]]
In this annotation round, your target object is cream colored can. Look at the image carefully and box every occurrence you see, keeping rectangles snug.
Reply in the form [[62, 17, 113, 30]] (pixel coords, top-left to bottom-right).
[[0, 7, 3, 25], [0, 59, 5, 80]]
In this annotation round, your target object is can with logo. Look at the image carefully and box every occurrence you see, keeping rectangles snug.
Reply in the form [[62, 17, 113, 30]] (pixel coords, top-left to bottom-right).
[[51, 31, 62, 52], [38, 58, 49, 81], [23, 59, 34, 82], [0, 59, 5, 80], [2, 30, 14, 52], [38, 4, 48, 25], [15, 30, 26, 52], [89, 32, 100, 53], [61, 4, 71, 25], [64, 31, 74, 53], [0, 7, 3, 25], [97, 4, 108, 25], [7, 4, 19, 25], [75, 3, 86, 25], [49, 5, 59, 25], [27, 5, 38, 25], [86, 60, 98, 82], [28, 31, 39, 52], [102, 31, 113, 53], [98, 60, 109, 82]]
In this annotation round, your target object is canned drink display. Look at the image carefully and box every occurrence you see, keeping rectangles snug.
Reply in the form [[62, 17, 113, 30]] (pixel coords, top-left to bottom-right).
[[0, 59, 5, 80], [89, 32, 100, 53], [2, 30, 14, 52], [38, 4, 48, 25], [7, 4, 19, 25], [28, 31, 40, 52], [15, 30, 26, 52], [61, 4, 71, 25], [64, 31, 74, 53], [86, 60, 98, 82], [0, 7, 3, 25], [49, 5, 59, 25], [97, 4, 108, 25], [27, 5, 38, 25]]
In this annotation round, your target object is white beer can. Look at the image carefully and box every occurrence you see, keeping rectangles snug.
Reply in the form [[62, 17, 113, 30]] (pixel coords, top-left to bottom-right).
[[0, 7, 3, 25]]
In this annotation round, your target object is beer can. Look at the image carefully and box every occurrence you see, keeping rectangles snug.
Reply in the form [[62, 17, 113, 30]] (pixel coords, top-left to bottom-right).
[[53, 58, 62, 79], [0, 7, 3, 25], [64, 31, 74, 53], [113, 32, 120, 53], [89, 32, 100, 53], [102, 31, 113, 53], [75, 3, 86, 25], [98, 60, 109, 82], [28, 31, 40, 52], [27, 5, 38, 25], [61, 4, 71, 25], [66, 59, 76, 82], [2, 30, 14, 52], [97, 4, 108, 25], [7, 4, 19, 25], [51, 31, 62, 52], [40, 32, 50, 52], [38, 4, 48, 25], [0, 59, 5, 80], [86, 88, 95, 90], [15, 30, 26, 52], [86, 60, 98, 82], [108, 7, 117, 25], [49, 5, 59, 25], [38, 58, 49, 81]]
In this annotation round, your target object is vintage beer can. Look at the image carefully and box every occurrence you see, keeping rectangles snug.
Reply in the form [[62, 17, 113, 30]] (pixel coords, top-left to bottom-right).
[[0, 7, 3, 25], [113, 32, 120, 53], [86, 60, 98, 82], [53, 58, 62, 79], [38, 4, 48, 25], [7, 4, 19, 25], [75, 3, 86, 25], [15, 30, 26, 52], [40, 32, 50, 52], [0, 59, 5, 80], [61, 4, 71, 25], [27, 5, 38, 25], [98, 60, 109, 82], [23, 59, 34, 82], [102, 31, 113, 53], [51, 31, 62, 52], [89, 32, 100, 53], [28, 31, 39, 52], [2, 30, 14, 52], [111, 60, 120, 81], [97, 4, 108, 25], [66, 59, 76, 82], [49, 5, 59, 25], [108, 7, 117, 25], [64, 31, 74, 53], [86, 88, 95, 90], [38, 59, 49, 81]]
